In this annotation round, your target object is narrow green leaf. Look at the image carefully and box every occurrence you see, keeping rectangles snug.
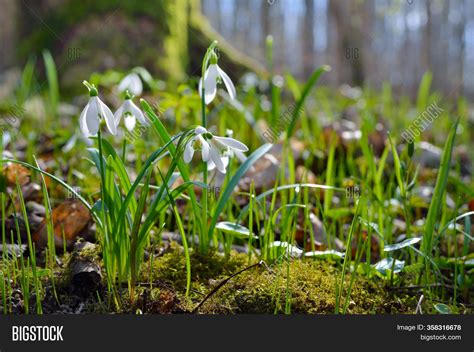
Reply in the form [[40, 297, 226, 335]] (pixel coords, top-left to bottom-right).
[[374, 258, 405, 275], [433, 303, 451, 314], [388, 132, 406, 197], [18, 56, 36, 103], [421, 119, 459, 261], [286, 65, 330, 138], [130, 169, 152, 289], [140, 99, 201, 230], [384, 237, 421, 252], [304, 250, 345, 260], [42, 50, 59, 116], [216, 222, 255, 239], [269, 241, 303, 258], [416, 71, 432, 113], [208, 143, 273, 237], [96, 137, 137, 213], [237, 183, 344, 222]]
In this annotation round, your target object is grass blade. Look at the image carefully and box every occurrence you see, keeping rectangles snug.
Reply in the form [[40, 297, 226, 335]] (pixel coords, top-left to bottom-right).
[[208, 143, 272, 238], [42, 50, 59, 116], [286, 65, 330, 138], [420, 119, 459, 264]]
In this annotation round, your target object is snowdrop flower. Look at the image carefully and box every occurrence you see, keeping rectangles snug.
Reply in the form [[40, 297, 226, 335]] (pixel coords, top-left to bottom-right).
[[207, 129, 246, 171], [184, 126, 248, 174], [198, 51, 236, 105], [114, 91, 148, 131], [80, 81, 117, 137], [118, 72, 143, 96]]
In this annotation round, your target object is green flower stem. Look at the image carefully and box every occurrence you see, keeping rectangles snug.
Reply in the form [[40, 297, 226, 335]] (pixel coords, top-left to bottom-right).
[[97, 128, 108, 244], [199, 41, 218, 253], [201, 90, 208, 252], [121, 138, 127, 164]]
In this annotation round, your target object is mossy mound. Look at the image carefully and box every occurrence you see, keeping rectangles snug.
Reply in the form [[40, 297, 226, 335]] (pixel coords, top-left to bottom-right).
[[142, 243, 248, 294], [141, 243, 419, 314], [198, 260, 389, 314]]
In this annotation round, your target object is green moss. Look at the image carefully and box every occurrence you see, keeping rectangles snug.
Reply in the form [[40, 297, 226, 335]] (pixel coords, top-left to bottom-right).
[[196, 260, 388, 314], [140, 244, 420, 314], [142, 242, 248, 293]]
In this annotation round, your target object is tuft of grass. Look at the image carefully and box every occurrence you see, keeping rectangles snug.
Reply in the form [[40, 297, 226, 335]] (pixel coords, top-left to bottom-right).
[[420, 119, 459, 282], [42, 50, 59, 117]]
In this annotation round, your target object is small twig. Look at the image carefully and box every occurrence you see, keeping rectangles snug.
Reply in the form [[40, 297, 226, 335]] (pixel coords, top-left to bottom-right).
[[192, 260, 266, 313], [390, 283, 455, 291], [415, 294, 424, 314], [120, 280, 173, 291]]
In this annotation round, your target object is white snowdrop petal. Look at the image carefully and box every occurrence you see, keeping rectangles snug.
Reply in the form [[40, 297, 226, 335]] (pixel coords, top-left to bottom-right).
[[194, 126, 207, 135], [203, 65, 218, 105], [183, 140, 195, 163], [217, 65, 236, 99], [221, 155, 230, 169], [213, 136, 248, 151], [118, 75, 131, 92], [79, 104, 91, 136], [85, 99, 100, 136], [114, 104, 124, 125], [119, 73, 143, 96], [129, 74, 143, 96], [198, 77, 203, 98], [207, 159, 216, 171], [97, 98, 117, 135], [199, 135, 210, 161], [234, 150, 247, 163], [130, 102, 148, 125], [122, 99, 132, 113], [209, 146, 226, 174], [124, 114, 136, 131]]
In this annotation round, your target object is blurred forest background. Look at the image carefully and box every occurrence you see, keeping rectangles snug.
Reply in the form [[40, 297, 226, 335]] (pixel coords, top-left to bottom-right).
[[203, 0, 473, 99], [0, 0, 472, 99]]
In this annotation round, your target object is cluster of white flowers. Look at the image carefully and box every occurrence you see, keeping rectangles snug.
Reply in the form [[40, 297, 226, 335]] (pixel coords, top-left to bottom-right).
[[184, 126, 248, 174], [80, 52, 248, 174], [80, 75, 146, 137], [184, 50, 247, 173]]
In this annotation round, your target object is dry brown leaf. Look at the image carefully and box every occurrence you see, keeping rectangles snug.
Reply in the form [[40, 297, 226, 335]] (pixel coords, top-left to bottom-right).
[[33, 200, 91, 250], [3, 163, 31, 186]]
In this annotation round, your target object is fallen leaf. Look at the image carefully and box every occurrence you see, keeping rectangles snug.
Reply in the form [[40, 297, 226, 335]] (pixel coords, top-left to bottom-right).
[[3, 163, 30, 186], [33, 200, 91, 250]]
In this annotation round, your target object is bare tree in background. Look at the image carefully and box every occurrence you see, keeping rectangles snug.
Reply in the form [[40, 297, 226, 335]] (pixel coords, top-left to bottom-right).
[[422, 0, 432, 73], [302, 0, 315, 76], [0, 0, 17, 70], [261, 0, 271, 49]]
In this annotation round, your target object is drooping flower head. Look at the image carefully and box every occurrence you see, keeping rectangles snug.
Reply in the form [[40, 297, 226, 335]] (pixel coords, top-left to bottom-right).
[[114, 90, 148, 132], [207, 129, 247, 172], [184, 126, 248, 174], [118, 72, 143, 96], [198, 50, 236, 105], [80, 81, 117, 137]]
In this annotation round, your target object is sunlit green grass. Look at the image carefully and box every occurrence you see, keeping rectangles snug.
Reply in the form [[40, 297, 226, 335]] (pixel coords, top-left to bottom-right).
[[0, 47, 472, 314]]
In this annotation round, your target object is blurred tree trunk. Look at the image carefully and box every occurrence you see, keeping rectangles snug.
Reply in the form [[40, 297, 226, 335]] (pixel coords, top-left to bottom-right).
[[401, 3, 410, 93], [442, 0, 450, 93], [360, 0, 374, 86], [0, 0, 17, 70], [327, 0, 340, 85], [261, 2, 271, 43], [457, 0, 466, 97], [422, 0, 432, 72], [215, 0, 222, 34], [302, 0, 315, 76], [189, 0, 266, 78], [328, 0, 365, 86]]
